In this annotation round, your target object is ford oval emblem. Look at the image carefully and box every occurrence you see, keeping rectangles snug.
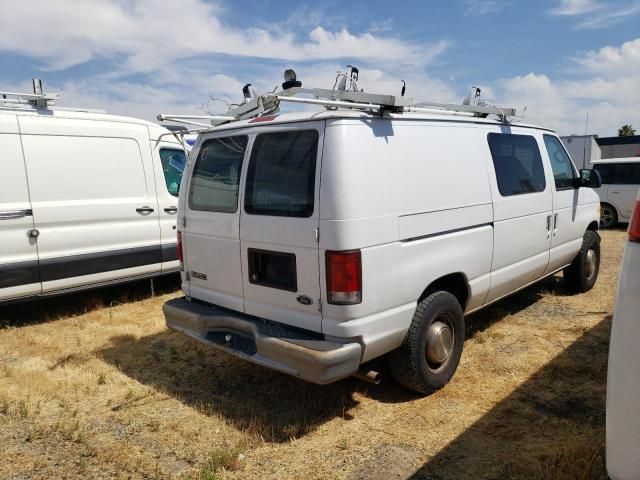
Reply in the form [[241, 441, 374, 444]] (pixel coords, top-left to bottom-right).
[[297, 295, 313, 305]]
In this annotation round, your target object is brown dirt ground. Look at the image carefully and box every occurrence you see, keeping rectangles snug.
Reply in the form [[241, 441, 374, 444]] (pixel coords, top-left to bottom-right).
[[0, 229, 628, 479]]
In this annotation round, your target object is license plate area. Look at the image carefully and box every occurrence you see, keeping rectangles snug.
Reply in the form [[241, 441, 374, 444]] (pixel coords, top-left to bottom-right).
[[248, 248, 297, 292]]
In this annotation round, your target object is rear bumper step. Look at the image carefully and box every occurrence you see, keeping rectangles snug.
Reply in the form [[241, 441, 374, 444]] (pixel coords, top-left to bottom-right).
[[163, 297, 362, 384]]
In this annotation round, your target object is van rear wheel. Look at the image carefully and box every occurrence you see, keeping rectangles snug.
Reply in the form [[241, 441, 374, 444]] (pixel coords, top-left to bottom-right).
[[564, 230, 600, 293], [389, 291, 465, 394]]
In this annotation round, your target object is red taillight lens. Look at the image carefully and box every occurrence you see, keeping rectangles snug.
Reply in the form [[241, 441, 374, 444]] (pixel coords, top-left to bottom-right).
[[177, 231, 184, 265], [629, 201, 640, 243], [326, 250, 362, 305]]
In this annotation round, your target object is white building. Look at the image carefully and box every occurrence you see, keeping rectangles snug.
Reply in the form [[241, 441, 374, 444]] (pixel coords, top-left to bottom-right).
[[561, 135, 602, 169]]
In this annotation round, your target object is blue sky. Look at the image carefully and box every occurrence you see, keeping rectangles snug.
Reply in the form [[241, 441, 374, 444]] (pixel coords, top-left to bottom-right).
[[1, 0, 638, 135]]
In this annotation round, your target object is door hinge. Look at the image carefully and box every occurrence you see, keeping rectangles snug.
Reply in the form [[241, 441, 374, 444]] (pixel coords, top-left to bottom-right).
[[182, 216, 187, 228], [314, 227, 319, 243], [317, 298, 322, 313]]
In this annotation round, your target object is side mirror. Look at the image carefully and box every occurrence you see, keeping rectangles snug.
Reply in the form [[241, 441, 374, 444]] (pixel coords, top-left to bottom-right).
[[576, 169, 602, 189]]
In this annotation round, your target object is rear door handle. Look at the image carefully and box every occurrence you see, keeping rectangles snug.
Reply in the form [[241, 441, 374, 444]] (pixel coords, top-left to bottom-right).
[[164, 206, 178, 214], [136, 206, 155, 214]]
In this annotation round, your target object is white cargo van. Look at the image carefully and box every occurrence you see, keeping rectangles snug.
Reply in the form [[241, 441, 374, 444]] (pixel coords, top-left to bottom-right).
[[0, 82, 186, 303], [592, 158, 640, 228], [162, 70, 602, 393]]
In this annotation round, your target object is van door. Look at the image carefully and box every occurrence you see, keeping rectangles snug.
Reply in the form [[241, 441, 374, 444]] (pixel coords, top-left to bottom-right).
[[484, 130, 553, 302], [19, 117, 162, 292], [0, 115, 41, 301], [151, 137, 187, 271], [542, 134, 590, 273], [240, 125, 323, 331], [181, 134, 249, 313]]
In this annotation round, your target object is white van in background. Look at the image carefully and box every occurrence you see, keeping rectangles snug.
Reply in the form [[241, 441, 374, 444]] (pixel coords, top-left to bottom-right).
[[162, 70, 603, 394], [0, 84, 186, 303], [592, 158, 640, 228]]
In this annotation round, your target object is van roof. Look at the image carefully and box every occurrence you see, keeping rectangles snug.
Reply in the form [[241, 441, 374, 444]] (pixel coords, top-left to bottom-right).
[[0, 104, 174, 141], [196, 109, 554, 134], [592, 157, 640, 164]]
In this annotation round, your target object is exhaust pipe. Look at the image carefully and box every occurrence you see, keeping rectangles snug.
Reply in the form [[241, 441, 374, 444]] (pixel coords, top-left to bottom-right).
[[353, 369, 381, 385]]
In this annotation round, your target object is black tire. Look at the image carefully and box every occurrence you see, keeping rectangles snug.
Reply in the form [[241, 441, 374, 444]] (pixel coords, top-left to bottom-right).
[[564, 230, 600, 293], [389, 291, 465, 394], [600, 203, 618, 229]]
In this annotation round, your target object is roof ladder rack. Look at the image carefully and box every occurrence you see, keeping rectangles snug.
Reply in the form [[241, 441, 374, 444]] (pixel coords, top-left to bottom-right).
[[0, 79, 59, 108], [158, 68, 518, 129]]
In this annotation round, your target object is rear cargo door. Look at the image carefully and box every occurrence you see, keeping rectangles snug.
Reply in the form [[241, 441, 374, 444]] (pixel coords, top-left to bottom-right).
[[182, 134, 249, 312], [240, 123, 323, 331]]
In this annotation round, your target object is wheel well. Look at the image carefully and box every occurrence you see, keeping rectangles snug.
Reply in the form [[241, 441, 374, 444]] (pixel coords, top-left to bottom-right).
[[419, 273, 469, 309]]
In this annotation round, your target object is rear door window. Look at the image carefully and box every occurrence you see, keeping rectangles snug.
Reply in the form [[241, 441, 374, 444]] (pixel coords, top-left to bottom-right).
[[543, 135, 577, 190], [188, 136, 248, 212], [488, 133, 546, 196], [244, 130, 319, 217]]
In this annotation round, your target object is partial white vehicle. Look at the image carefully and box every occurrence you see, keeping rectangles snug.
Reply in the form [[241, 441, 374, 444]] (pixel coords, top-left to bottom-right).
[[0, 81, 186, 303], [607, 192, 640, 480], [162, 69, 602, 393], [592, 158, 640, 228]]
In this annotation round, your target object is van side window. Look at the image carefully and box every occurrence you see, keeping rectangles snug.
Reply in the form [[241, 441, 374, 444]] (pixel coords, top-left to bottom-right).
[[593, 164, 613, 184], [245, 130, 319, 217], [613, 163, 640, 184], [487, 133, 546, 196], [159, 148, 186, 197], [188, 136, 248, 213], [543, 134, 577, 190]]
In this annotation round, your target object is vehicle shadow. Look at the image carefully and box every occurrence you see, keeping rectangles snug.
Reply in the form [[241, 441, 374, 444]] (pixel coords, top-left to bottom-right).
[[96, 276, 564, 443], [98, 329, 365, 442], [408, 315, 611, 479], [0, 274, 180, 328]]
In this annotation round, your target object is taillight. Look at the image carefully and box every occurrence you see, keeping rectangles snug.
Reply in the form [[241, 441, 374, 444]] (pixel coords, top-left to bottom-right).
[[629, 201, 640, 243], [177, 231, 184, 266], [326, 250, 362, 305]]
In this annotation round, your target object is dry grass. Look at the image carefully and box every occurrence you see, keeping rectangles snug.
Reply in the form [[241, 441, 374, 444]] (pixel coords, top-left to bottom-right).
[[0, 229, 627, 479]]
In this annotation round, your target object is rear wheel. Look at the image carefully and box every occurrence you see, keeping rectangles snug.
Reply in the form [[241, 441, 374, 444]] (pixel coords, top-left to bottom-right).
[[389, 291, 465, 394], [564, 230, 600, 293], [600, 203, 618, 229]]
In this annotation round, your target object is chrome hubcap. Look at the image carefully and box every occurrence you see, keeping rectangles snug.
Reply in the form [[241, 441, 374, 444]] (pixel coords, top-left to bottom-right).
[[426, 320, 454, 366], [585, 249, 597, 281]]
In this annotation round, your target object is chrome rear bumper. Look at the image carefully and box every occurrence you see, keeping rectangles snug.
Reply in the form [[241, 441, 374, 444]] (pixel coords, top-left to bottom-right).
[[163, 297, 362, 384]]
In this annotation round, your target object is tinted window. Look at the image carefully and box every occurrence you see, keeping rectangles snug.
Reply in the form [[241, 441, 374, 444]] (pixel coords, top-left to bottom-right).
[[543, 135, 576, 189], [488, 133, 546, 196], [159, 148, 186, 197], [594, 164, 614, 184], [613, 163, 640, 184], [245, 130, 319, 217], [188, 136, 248, 212]]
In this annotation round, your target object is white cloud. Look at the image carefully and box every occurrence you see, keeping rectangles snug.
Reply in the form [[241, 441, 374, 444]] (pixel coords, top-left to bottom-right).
[[549, 0, 603, 15], [462, 0, 509, 16], [0, 0, 445, 72], [571, 38, 640, 76], [496, 39, 640, 135], [576, 2, 640, 29]]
